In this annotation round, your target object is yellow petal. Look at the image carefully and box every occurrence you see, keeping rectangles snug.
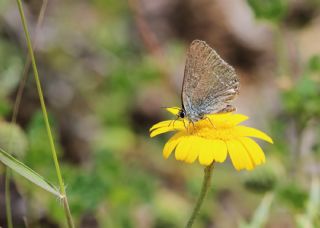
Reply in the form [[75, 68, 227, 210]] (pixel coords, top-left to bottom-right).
[[150, 120, 173, 131], [166, 107, 181, 115], [150, 126, 176, 138], [226, 139, 254, 171], [175, 137, 191, 161], [207, 112, 232, 120], [150, 120, 185, 130], [239, 137, 266, 165], [235, 126, 273, 144], [211, 140, 228, 163], [206, 113, 231, 125], [205, 113, 246, 128], [226, 114, 249, 126], [163, 132, 185, 159], [197, 138, 213, 166], [184, 137, 199, 163], [226, 140, 241, 170]]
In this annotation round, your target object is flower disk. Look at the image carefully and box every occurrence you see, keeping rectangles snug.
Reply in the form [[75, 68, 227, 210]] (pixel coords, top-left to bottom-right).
[[150, 108, 273, 170]]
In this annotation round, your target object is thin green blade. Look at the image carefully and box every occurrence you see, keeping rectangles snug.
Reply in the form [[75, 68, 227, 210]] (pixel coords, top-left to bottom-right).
[[0, 148, 61, 198]]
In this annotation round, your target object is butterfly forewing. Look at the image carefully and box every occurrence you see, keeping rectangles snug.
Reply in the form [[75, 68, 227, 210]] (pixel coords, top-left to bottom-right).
[[182, 40, 239, 121]]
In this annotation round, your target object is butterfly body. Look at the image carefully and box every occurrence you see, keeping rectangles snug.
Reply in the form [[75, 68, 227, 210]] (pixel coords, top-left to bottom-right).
[[180, 40, 239, 122]]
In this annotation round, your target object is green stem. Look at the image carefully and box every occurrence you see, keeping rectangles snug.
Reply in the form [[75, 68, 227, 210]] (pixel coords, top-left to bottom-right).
[[12, 0, 48, 126], [5, 168, 13, 228], [186, 162, 215, 228], [15, 1, 74, 227], [5, 2, 48, 226], [63, 196, 74, 228]]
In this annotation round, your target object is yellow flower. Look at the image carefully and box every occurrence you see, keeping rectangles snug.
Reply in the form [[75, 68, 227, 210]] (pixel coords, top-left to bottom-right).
[[150, 107, 273, 170]]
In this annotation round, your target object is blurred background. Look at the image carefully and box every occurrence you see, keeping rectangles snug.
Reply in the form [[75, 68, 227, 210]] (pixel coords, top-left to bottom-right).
[[0, 0, 320, 227]]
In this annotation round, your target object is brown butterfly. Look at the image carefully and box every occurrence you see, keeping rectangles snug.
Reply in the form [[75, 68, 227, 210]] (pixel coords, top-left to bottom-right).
[[177, 40, 240, 122]]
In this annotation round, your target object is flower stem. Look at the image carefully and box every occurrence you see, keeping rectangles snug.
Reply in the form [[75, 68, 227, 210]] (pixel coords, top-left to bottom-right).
[[15, 1, 74, 227], [5, 168, 13, 228], [186, 162, 215, 228]]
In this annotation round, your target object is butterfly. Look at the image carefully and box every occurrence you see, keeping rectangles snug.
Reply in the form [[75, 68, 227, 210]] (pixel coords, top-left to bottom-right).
[[176, 40, 240, 122]]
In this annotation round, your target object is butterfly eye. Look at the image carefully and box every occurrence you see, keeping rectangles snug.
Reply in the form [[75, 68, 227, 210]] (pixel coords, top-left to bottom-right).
[[179, 110, 185, 118]]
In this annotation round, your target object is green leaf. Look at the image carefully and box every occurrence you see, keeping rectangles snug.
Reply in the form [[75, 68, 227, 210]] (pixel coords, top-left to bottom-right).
[[295, 177, 320, 227], [0, 148, 62, 198]]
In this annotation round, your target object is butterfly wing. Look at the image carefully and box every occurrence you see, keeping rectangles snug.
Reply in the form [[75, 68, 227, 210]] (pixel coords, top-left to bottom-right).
[[182, 40, 239, 121]]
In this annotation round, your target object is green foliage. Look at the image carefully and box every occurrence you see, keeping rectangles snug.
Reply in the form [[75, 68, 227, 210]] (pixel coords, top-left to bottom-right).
[[67, 168, 109, 214], [247, 0, 288, 23], [272, 56, 320, 219], [0, 100, 10, 116], [25, 112, 61, 177], [243, 165, 278, 194], [0, 39, 23, 116], [0, 122, 28, 158], [98, 56, 161, 125], [296, 178, 320, 227], [270, 116, 289, 157], [93, 0, 128, 16], [278, 183, 308, 210], [0, 41, 23, 98], [308, 55, 320, 72], [282, 55, 320, 128]]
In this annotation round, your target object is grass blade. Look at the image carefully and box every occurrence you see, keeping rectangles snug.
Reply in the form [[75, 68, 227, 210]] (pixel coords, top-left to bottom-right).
[[0, 148, 61, 198], [240, 192, 274, 228]]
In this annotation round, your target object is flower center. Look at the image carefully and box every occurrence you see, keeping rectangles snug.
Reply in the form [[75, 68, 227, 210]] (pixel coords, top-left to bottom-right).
[[187, 118, 235, 141]]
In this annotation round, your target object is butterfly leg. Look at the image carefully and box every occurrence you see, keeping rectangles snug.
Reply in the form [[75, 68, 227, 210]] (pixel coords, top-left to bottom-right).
[[188, 119, 195, 133], [206, 116, 216, 129], [168, 116, 179, 127], [183, 118, 188, 130]]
